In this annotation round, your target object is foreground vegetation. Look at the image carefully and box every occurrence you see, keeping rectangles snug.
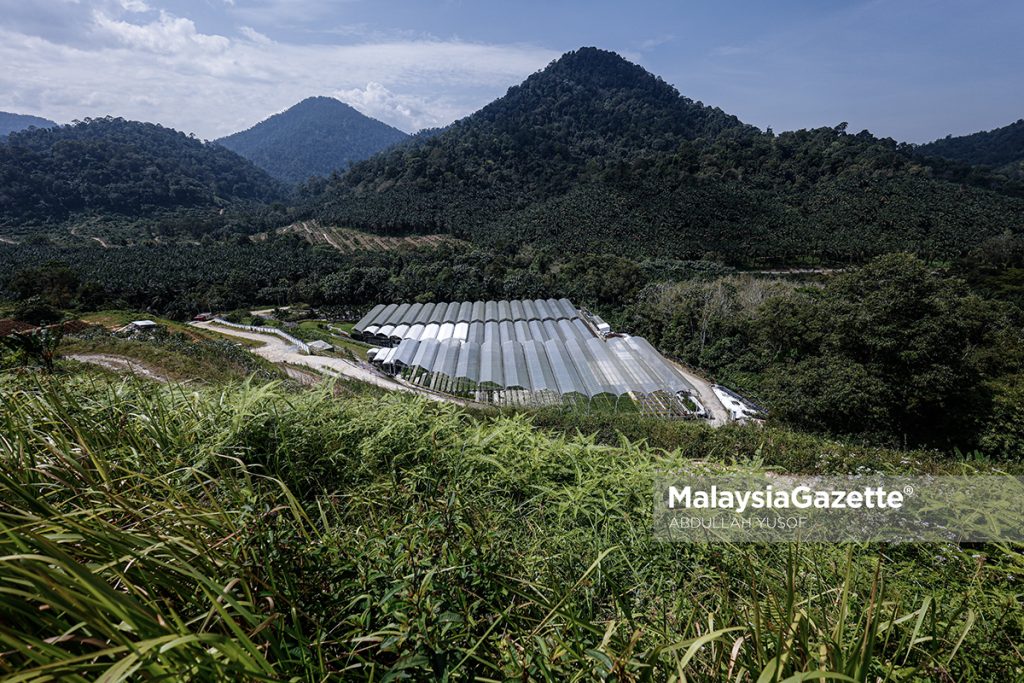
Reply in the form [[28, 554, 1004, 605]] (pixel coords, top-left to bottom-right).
[[1, 373, 1021, 681]]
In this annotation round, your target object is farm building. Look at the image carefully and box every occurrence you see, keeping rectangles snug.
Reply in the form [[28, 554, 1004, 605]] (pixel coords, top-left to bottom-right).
[[118, 320, 159, 333], [307, 340, 334, 354], [356, 299, 699, 416]]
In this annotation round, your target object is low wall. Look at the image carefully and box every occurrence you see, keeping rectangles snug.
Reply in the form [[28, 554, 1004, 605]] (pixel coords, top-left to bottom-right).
[[212, 318, 310, 354]]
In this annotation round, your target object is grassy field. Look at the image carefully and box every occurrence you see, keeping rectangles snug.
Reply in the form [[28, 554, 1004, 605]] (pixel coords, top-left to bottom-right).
[[1, 369, 1021, 681], [59, 323, 280, 383]]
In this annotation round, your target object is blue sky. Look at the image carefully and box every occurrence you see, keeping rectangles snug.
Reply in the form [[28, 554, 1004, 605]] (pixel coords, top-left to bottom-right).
[[0, 0, 1020, 141]]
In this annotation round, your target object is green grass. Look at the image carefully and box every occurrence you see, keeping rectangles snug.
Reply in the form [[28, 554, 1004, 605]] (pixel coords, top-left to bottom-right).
[[59, 327, 281, 383], [1, 373, 1021, 680]]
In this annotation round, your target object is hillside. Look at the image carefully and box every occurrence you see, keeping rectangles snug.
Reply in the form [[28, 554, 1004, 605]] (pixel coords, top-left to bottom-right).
[[0, 111, 56, 137], [316, 48, 1024, 264], [217, 96, 409, 183], [0, 117, 284, 227], [917, 118, 1024, 170], [2, 368, 1021, 679]]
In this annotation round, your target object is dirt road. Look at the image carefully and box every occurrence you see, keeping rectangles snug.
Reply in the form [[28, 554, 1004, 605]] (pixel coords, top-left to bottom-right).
[[670, 361, 729, 427], [68, 354, 170, 383], [190, 321, 469, 405]]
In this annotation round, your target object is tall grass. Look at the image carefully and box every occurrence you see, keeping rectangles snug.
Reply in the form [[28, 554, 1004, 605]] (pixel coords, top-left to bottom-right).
[[0, 375, 1019, 680]]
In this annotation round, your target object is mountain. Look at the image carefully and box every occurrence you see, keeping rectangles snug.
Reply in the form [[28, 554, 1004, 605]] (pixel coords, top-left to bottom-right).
[[0, 117, 284, 227], [0, 111, 56, 138], [315, 47, 1024, 264], [917, 119, 1024, 173], [0, 111, 57, 137], [217, 97, 409, 184]]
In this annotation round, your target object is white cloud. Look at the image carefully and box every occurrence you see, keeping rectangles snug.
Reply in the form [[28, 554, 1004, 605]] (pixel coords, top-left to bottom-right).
[[0, 4, 558, 136], [93, 10, 230, 55], [335, 81, 457, 131], [118, 0, 150, 12], [638, 34, 674, 52], [238, 26, 272, 45]]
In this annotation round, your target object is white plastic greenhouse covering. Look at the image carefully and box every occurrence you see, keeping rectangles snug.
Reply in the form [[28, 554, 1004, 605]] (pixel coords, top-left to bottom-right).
[[358, 298, 695, 399], [398, 303, 422, 326], [391, 324, 410, 341], [415, 302, 436, 324], [511, 300, 526, 321], [522, 299, 538, 320]]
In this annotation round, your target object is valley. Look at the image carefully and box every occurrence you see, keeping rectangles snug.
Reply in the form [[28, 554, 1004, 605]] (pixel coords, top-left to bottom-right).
[[2, 26, 1023, 682]]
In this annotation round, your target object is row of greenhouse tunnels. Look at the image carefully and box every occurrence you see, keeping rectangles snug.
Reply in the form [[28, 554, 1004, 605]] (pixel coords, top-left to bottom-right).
[[353, 298, 709, 417]]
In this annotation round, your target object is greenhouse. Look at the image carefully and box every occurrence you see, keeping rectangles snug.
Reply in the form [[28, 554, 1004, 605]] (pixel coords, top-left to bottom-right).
[[355, 298, 698, 415]]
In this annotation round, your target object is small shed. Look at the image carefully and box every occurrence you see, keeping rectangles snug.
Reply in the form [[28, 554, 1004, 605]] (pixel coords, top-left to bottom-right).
[[307, 340, 334, 354], [129, 320, 159, 331]]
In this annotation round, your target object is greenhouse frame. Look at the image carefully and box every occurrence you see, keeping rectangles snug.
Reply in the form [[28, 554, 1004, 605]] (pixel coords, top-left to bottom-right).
[[355, 298, 698, 415]]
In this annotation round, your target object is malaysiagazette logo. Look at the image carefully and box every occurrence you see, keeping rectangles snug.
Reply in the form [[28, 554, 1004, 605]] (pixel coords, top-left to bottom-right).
[[655, 474, 1024, 543], [667, 484, 907, 514]]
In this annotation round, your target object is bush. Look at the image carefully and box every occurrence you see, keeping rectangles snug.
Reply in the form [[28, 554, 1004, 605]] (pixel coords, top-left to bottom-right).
[[1, 375, 1019, 680]]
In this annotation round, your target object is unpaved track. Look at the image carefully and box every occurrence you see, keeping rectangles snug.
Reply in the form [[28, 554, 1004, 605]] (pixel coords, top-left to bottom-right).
[[670, 361, 728, 427], [191, 321, 469, 405], [68, 354, 170, 383]]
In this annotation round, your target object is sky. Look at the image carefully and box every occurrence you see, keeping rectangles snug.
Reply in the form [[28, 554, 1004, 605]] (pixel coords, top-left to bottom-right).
[[1, 0, 1021, 142]]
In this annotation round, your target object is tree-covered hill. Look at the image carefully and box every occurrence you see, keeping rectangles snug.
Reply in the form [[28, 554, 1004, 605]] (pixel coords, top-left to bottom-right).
[[0, 111, 57, 137], [323, 47, 749, 214], [217, 97, 409, 184], [917, 118, 1024, 171], [0, 117, 285, 226], [316, 48, 1024, 264]]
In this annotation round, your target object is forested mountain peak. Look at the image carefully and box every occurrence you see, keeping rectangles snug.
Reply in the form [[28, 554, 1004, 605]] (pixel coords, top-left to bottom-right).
[[0, 111, 57, 138], [316, 48, 1024, 264], [917, 118, 1024, 171], [534, 46, 689, 95], [0, 116, 284, 227], [334, 47, 752, 204], [452, 46, 750, 148], [216, 96, 409, 184]]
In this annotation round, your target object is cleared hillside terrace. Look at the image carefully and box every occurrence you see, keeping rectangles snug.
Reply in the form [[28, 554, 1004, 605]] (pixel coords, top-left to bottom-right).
[[273, 220, 462, 253]]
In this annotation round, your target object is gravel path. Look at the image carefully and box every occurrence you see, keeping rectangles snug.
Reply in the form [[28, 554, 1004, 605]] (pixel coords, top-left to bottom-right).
[[68, 354, 170, 383], [669, 361, 729, 427], [191, 321, 469, 405]]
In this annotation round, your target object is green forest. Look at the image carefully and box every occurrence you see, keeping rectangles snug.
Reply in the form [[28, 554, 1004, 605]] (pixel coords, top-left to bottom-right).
[[0, 117, 284, 226], [314, 49, 1024, 263], [917, 118, 1024, 172]]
